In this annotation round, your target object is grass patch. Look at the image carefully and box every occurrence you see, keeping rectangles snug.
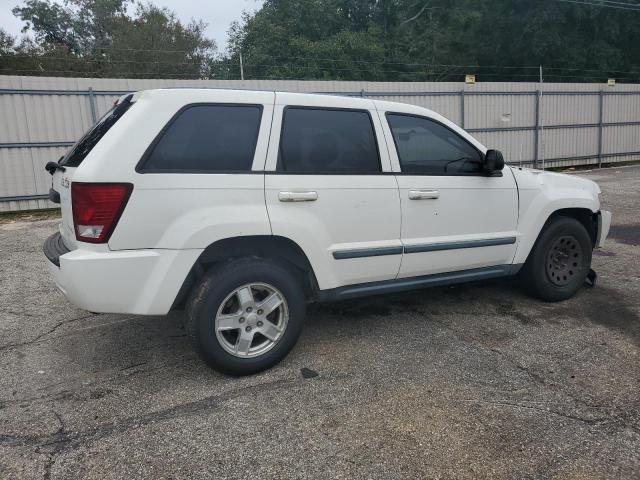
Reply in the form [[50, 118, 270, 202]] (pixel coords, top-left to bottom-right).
[[0, 208, 61, 224]]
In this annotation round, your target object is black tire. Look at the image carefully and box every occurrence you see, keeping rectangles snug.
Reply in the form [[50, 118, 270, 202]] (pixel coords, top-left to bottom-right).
[[519, 216, 593, 302], [186, 258, 306, 376]]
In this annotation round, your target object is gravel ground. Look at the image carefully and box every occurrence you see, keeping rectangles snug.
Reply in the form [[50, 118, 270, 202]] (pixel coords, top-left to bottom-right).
[[1, 166, 639, 479]]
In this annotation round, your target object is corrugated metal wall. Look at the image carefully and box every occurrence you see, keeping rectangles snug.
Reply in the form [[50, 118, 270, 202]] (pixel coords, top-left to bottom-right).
[[2, 75, 639, 212]]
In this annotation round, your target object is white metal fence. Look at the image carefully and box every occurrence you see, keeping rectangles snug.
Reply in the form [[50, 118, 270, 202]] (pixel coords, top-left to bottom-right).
[[2, 75, 639, 212]]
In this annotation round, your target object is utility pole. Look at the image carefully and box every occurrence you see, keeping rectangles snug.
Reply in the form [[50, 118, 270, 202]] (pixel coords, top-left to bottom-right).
[[539, 65, 545, 170], [239, 51, 245, 81], [539, 65, 543, 84]]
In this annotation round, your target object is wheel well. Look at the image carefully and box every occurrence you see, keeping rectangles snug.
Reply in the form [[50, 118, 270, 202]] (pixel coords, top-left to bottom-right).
[[171, 236, 318, 310], [547, 208, 598, 245]]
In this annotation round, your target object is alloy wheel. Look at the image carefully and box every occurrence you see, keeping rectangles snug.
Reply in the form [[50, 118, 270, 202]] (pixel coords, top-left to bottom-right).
[[214, 283, 289, 358]]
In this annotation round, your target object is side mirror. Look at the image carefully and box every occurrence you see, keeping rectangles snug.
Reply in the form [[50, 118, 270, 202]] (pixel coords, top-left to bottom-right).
[[483, 149, 505, 173]]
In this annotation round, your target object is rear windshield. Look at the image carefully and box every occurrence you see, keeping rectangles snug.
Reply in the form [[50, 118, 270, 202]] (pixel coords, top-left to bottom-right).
[[60, 94, 133, 167]]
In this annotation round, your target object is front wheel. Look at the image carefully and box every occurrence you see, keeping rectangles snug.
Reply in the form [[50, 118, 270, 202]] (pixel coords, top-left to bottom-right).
[[186, 258, 306, 376], [519, 216, 593, 302]]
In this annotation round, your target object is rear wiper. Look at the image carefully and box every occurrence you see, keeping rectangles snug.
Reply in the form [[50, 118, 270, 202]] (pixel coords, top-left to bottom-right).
[[45, 156, 66, 175]]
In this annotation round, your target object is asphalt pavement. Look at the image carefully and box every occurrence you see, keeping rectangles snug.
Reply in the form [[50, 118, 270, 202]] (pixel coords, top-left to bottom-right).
[[1, 165, 639, 479]]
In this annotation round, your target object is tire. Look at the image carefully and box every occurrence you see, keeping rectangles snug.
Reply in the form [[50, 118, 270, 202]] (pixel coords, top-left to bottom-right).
[[519, 216, 593, 302], [186, 258, 306, 376]]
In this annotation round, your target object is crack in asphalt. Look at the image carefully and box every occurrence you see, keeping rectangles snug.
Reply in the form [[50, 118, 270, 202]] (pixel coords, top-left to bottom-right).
[[465, 399, 608, 425], [40, 411, 66, 480], [486, 346, 548, 386], [0, 359, 195, 408], [0, 378, 296, 454], [429, 316, 640, 434], [0, 314, 99, 352]]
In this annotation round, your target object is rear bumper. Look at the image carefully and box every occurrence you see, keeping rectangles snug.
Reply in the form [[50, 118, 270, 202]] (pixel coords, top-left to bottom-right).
[[43, 232, 201, 315], [596, 210, 612, 248], [43, 232, 70, 267]]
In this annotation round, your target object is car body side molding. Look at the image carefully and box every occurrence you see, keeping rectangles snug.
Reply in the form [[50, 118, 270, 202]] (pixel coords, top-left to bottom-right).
[[403, 236, 517, 254], [332, 246, 403, 259], [332, 236, 517, 260]]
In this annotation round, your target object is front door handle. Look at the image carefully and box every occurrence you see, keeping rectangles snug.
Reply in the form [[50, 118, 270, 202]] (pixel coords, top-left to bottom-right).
[[409, 190, 440, 200], [278, 191, 318, 202]]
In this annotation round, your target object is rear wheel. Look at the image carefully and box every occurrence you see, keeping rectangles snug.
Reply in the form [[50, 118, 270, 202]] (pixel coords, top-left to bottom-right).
[[186, 258, 306, 375], [520, 216, 592, 302]]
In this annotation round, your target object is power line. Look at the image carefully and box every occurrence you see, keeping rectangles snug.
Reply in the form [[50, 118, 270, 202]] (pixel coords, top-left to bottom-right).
[[4, 46, 640, 75], [555, 0, 640, 10], [583, 0, 640, 6], [242, 56, 640, 76], [563, 0, 640, 8], [2, 51, 540, 69], [2, 65, 634, 82], [0, 66, 623, 80], [1, 58, 635, 79], [4, 53, 639, 77], [595, 0, 640, 6], [3, 55, 211, 68]]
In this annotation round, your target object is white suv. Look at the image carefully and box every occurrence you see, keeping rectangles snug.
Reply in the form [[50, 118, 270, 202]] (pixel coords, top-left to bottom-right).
[[43, 88, 611, 375]]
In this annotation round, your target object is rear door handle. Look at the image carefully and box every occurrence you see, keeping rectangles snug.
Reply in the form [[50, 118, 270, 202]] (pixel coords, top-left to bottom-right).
[[278, 191, 318, 202], [409, 190, 440, 200]]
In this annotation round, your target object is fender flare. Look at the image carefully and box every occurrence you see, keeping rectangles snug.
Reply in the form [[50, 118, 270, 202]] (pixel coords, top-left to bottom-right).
[[171, 235, 320, 309]]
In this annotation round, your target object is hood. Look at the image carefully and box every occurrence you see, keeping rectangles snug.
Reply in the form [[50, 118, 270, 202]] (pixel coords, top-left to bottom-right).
[[509, 166, 601, 196]]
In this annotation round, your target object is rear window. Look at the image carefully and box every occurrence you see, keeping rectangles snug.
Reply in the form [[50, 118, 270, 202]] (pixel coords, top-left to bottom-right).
[[277, 107, 380, 173], [61, 95, 133, 167], [139, 104, 262, 173]]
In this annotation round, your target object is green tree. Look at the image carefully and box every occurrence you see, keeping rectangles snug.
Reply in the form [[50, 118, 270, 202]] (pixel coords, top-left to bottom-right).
[[7, 0, 216, 78], [95, 4, 215, 78], [6, 0, 640, 82], [222, 0, 387, 80], [221, 0, 640, 82], [0, 26, 94, 76]]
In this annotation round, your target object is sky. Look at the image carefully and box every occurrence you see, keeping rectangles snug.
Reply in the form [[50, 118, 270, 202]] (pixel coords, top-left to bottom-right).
[[0, 0, 264, 52]]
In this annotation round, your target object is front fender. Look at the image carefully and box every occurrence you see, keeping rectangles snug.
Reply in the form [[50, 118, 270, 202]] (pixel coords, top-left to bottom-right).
[[511, 168, 600, 265]]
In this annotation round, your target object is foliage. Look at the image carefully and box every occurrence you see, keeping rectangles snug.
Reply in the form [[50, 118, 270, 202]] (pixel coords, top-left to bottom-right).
[[2, 0, 215, 78], [222, 0, 640, 82], [3, 0, 640, 82]]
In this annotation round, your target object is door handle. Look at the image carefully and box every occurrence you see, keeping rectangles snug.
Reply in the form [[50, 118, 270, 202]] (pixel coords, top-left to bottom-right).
[[278, 191, 318, 202], [409, 190, 440, 200]]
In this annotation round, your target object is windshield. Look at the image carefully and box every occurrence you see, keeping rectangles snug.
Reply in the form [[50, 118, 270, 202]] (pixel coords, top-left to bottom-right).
[[60, 94, 133, 167]]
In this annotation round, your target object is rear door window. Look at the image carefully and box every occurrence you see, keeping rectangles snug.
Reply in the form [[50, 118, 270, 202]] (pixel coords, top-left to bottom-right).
[[139, 104, 262, 173], [61, 94, 133, 167], [277, 107, 380, 173]]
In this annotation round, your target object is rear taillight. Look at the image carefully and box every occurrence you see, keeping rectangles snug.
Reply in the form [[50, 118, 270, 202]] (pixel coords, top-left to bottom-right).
[[71, 183, 132, 243]]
